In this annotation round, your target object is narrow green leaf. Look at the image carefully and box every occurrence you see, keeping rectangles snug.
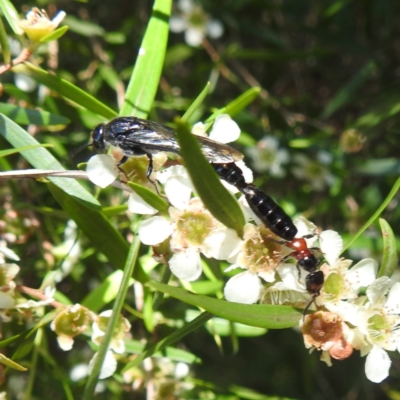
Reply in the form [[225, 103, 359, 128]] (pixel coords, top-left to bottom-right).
[[205, 87, 261, 127], [181, 82, 210, 123], [186, 310, 266, 337], [147, 281, 301, 329], [0, 0, 23, 35], [175, 118, 245, 236], [48, 183, 130, 271], [124, 339, 200, 364], [378, 219, 398, 278], [120, 0, 172, 117], [83, 237, 141, 399], [12, 63, 117, 119], [0, 354, 28, 371], [322, 61, 376, 119], [39, 25, 69, 43], [127, 181, 169, 215], [63, 15, 105, 37], [0, 144, 53, 157], [0, 113, 100, 208], [0, 17, 11, 63], [0, 103, 70, 125], [81, 270, 134, 312], [344, 177, 400, 251], [123, 311, 213, 372]]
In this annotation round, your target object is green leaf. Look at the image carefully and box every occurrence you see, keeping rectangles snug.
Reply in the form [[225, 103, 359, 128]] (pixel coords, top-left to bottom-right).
[[0, 17, 11, 63], [147, 281, 301, 329], [343, 177, 400, 251], [205, 87, 261, 128], [0, 103, 70, 125], [120, 0, 172, 117], [12, 63, 117, 119], [186, 310, 267, 337], [321, 61, 376, 119], [378, 219, 398, 278], [0, 113, 100, 208], [181, 82, 210, 123], [0, 353, 28, 371], [127, 182, 169, 215], [39, 25, 69, 43], [83, 237, 141, 399], [63, 15, 105, 37], [0, 144, 53, 157], [0, 0, 23, 35], [174, 118, 245, 236], [81, 270, 134, 312], [123, 311, 213, 372], [124, 339, 200, 364], [48, 183, 131, 271]]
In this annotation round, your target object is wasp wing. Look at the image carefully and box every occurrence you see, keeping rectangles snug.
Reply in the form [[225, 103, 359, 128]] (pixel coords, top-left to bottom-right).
[[107, 117, 243, 163]]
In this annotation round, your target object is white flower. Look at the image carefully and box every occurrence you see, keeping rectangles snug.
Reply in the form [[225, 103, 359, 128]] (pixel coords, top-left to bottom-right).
[[223, 224, 281, 304], [209, 114, 241, 144], [170, 0, 223, 46], [292, 153, 335, 191], [86, 154, 118, 188], [246, 136, 289, 177], [353, 277, 400, 382], [88, 350, 117, 380], [19, 8, 66, 42], [128, 191, 158, 215], [14, 74, 37, 92], [91, 310, 131, 354]]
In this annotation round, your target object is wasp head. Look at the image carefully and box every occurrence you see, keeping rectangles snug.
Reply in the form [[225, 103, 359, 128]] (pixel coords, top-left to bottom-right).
[[90, 123, 107, 153]]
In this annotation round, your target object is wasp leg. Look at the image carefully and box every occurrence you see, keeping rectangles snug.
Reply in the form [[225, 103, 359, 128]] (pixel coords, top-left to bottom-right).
[[116, 156, 130, 182]]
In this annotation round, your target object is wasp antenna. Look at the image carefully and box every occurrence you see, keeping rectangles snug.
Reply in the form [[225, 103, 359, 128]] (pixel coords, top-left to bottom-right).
[[71, 141, 92, 160]]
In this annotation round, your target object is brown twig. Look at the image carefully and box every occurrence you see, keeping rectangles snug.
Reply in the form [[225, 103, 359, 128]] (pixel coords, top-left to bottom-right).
[[0, 48, 31, 74]]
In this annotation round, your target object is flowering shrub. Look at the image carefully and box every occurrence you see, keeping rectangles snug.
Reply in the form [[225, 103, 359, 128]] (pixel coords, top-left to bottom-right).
[[0, 0, 399, 399]]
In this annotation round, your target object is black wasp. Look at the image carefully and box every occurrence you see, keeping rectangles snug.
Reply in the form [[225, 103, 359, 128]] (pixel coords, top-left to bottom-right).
[[212, 162, 324, 313], [91, 116, 243, 183], [90, 117, 323, 310]]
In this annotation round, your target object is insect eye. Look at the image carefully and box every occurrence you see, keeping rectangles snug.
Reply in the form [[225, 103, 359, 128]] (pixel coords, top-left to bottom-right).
[[91, 123, 106, 153]]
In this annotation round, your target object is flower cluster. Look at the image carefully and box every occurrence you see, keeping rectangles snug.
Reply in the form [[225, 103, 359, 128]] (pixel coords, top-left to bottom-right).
[[169, 0, 223, 46], [86, 114, 399, 383]]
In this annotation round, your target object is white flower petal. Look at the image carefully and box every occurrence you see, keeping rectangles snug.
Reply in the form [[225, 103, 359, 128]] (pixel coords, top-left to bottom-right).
[[86, 155, 118, 188], [293, 216, 317, 238], [185, 27, 204, 46], [319, 230, 343, 265], [70, 363, 89, 381], [191, 122, 207, 137], [164, 176, 193, 210], [0, 246, 20, 261], [138, 217, 173, 245], [202, 228, 242, 261], [128, 192, 157, 215], [57, 335, 74, 351], [89, 350, 117, 380], [209, 114, 240, 144], [14, 73, 37, 92], [170, 16, 187, 32], [346, 258, 378, 291], [384, 282, 400, 314], [365, 346, 391, 383], [0, 292, 15, 309], [366, 276, 391, 304], [224, 271, 262, 304], [169, 249, 202, 281], [276, 264, 305, 291], [206, 19, 223, 38]]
